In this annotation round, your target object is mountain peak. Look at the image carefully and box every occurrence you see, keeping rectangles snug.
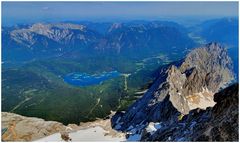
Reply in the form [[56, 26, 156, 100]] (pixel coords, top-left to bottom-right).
[[167, 42, 233, 114], [108, 23, 123, 32], [30, 23, 86, 30], [111, 43, 234, 140]]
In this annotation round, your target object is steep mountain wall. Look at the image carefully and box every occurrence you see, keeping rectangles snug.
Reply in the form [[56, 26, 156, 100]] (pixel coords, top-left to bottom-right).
[[111, 43, 235, 140]]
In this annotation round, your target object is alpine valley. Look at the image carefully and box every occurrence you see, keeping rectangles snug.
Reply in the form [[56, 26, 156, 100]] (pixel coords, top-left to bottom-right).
[[2, 17, 239, 141]]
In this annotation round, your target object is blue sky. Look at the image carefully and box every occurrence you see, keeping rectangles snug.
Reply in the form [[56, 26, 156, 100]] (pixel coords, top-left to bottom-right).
[[2, 2, 239, 26]]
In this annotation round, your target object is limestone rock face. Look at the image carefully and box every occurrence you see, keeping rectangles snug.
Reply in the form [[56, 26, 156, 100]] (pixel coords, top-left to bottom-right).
[[167, 42, 234, 114], [111, 43, 235, 140], [1, 112, 126, 142], [11, 23, 87, 44], [144, 83, 239, 141], [1, 112, 66, 141]]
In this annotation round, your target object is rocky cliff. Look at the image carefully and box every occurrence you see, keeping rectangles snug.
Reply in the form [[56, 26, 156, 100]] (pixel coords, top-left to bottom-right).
[[1, 112, 125, 141], [111, 42, 236, 141], [143, 83, 238, 141], [1, 112, 66, 141]]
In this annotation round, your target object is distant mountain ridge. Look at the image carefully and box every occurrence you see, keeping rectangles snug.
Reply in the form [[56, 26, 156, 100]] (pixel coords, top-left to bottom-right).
[[2, 21, 194, 62], [198, 18, 238, 46]]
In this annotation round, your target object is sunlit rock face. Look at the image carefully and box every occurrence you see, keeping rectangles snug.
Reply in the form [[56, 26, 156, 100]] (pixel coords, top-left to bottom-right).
[[111, 43, 235, 140], [143, 83, 239, 141], [1, 112, 66, 141], [167, 42, 234, 114]]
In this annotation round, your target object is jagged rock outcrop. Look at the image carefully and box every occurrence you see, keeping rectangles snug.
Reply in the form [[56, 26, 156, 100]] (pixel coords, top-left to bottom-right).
[[167, 42, 233, 114], [1, 112, 125, 142], [143, 83, 238, 141], [111, 42, 235, 140], [1, 112, 66, 141]]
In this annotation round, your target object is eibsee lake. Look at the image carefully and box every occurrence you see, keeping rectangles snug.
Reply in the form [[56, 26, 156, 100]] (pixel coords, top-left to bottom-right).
[[64, 71, 121, 86]]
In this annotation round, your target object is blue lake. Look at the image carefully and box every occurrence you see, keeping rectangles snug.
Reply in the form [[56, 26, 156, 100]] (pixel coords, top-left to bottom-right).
[[64, 71, 121, 86]]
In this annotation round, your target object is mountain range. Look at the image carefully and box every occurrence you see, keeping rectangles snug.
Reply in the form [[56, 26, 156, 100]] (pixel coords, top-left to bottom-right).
[[2, 18, 239, 141], [2, 21, 194, 63]]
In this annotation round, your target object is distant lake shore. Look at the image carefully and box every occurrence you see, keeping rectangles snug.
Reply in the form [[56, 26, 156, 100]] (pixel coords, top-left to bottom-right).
[[63, 71, 121, 86]]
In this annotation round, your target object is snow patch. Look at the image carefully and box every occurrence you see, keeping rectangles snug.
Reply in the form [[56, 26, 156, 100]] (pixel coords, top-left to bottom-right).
[[145, 122, 162, 135], [36, 126, 125, 142]]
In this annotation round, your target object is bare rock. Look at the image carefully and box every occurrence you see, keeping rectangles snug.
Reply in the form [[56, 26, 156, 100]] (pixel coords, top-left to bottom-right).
[[1, 112, 66, 141], [112, 43, 235, 140], [146, 83, 238, 141]]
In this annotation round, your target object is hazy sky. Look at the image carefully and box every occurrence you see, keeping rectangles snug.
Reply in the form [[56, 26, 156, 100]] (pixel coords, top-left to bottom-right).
[[2, 2, 239, 26]]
